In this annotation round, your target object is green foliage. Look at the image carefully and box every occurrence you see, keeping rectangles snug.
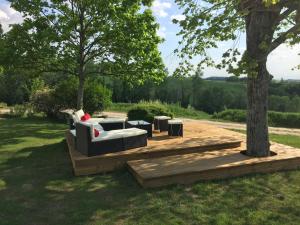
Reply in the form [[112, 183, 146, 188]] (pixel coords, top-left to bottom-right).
[[268, 111, 300, 128], [127, 101, 174, 123], [9, 103, 34, 118], [174, 0, 300, 76], [213, 109, 300, 128], [52, 76, 112, 114], [7, 0, 166, 108], [107, 103, 134, 112], [108, 102, 210, 120], [31, 89, 58, 118], [29, 78, 45, 100], [0, 102, 7, 108], [213, 109, 246, 123], [52, 77, 78, 110], [83, 80, 112, 114], [109, 77, 247, 114]]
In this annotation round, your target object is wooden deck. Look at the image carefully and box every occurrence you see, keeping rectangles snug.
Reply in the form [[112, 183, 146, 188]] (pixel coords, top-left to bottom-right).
[[128, 140, 300, 188], [66, 121, 242, 175]]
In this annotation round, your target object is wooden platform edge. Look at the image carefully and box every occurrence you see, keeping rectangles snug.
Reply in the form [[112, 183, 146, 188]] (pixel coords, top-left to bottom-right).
[[65, 129, 243, 176], [128, 156, 300, 188], [65, 131, 78, 175]]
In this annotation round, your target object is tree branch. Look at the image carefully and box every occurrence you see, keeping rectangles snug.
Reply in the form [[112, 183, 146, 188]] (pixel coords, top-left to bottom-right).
[[269, 23, 300, 52], [275, 7, 296, 25]]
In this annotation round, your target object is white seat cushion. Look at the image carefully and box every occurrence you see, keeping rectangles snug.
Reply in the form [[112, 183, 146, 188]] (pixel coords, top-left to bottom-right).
[[99, 118, 127, 123], [85, 118, 105, 123], [168, 119, 183, 124], [154, 116, 171, 120], [122, 128, 147, 138], [92, 128, 147, 142], [92, 130, 124, 142], [74, 109, 85, 122]]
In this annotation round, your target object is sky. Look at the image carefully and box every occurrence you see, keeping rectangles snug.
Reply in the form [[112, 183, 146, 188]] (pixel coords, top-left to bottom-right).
[[0, 0, 299, 80]]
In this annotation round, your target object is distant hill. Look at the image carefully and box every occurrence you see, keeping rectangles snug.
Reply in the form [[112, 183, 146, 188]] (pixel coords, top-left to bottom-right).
[[286, 79, 300, 83]]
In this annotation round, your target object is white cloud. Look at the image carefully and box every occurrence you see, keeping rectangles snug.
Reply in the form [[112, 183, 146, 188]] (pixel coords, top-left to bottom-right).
[[152, 0, 172, 18], [170, 14, 186, 21], [0, 2, 23, 32], [267, 44, 300, 79], [157, 26, 167, 38]]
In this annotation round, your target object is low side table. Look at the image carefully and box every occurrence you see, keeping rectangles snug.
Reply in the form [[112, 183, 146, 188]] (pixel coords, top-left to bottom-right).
[[154, 116, 171, 132], [126, 120, 152, 138], [168, 119, 183, 137]]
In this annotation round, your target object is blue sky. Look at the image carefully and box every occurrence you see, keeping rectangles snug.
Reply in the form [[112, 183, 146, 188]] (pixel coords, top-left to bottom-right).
[[1, 0, 299, 80]]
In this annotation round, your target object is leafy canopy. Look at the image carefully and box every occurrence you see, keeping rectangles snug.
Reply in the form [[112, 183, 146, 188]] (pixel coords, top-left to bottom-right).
[[173, 0, 300, 76], [6, 0, 166, 84]]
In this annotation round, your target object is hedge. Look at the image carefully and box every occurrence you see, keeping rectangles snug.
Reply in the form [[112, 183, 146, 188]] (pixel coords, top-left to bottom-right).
[[127, 103, 174, 123], [213, 109, 300, 128]]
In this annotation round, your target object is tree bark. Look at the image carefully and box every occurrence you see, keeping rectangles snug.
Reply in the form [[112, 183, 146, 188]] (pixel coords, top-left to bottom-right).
[[77, 72, 85, 110], [76, 4, 86, 110], [245, 5, 280, 157], [246, 62, 270, 156]]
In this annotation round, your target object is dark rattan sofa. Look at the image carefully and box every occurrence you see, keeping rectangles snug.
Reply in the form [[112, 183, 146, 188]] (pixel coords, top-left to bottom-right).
[[74, 122, 147, 157]]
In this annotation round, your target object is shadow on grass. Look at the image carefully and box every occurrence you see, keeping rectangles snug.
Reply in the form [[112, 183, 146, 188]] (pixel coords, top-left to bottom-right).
[[0, 117, 67, 148], [0, 137, 152, 225]]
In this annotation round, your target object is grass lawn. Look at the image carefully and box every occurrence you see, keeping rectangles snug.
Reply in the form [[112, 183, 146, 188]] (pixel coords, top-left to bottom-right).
[[1, 117, 300, 225], [231, 129, 300, 149]]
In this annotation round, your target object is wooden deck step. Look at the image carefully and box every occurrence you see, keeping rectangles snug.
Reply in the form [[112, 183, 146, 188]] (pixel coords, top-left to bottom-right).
[[66, 131, 241, 176], [127, 143, 300, 188]]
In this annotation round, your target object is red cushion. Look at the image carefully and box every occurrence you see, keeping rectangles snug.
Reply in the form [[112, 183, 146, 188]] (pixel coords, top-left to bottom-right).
[[80, 113, 91, 121], [94, 128, 100, 137], [85, 113, 91, 120]]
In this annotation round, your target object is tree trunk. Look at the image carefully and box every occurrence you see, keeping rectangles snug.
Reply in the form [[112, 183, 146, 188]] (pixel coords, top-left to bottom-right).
[[76, 5, 86, 110], [77, 75, 84, 110], [246, 62, 270, 156], [245, 5, 280, 157]]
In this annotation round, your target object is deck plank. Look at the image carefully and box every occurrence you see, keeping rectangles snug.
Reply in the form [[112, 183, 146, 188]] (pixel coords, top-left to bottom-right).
[[127, 142, 300, 188]]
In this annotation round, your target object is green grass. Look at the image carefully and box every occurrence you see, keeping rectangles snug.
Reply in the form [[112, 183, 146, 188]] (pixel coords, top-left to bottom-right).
[[107, 102, 211, 120], [231, 129, 300, 148], [2, 117, 300, 224]]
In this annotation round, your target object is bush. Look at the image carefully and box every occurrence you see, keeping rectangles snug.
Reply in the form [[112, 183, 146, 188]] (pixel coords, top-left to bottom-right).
[[53, 76, 112, 114], [83, 80, 112, 113], [9, 103, 34, 118], [213, 109, 300, 128], [127, 102, 174, 123], [0, 102, 7, 108], [212, 109, 246, 122], [268, 111, 300, 128], [31, 89, 59, 118]]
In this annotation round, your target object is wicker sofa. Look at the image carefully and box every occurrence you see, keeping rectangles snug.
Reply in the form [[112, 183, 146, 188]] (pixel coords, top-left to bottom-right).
[[73, 121, 147, 157], [69, 109, 127, 131]]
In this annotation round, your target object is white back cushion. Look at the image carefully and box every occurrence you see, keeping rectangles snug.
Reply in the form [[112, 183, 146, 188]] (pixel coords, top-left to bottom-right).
[[74, 109, 85, 122], [89, 123, 104, 141]]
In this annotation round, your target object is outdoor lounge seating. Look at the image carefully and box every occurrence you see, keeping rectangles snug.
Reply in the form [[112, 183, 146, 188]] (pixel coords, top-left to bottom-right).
[[69, 109, 127, 131], [74, 121, 147, 157]]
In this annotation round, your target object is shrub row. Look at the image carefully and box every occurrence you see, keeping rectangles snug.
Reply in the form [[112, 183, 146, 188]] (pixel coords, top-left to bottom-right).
[[213, 109, 300, 128]]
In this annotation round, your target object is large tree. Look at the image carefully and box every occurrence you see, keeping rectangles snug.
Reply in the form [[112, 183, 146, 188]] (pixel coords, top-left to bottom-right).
[[8, 0, 165, 109], [174, 0, 300, 156]]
